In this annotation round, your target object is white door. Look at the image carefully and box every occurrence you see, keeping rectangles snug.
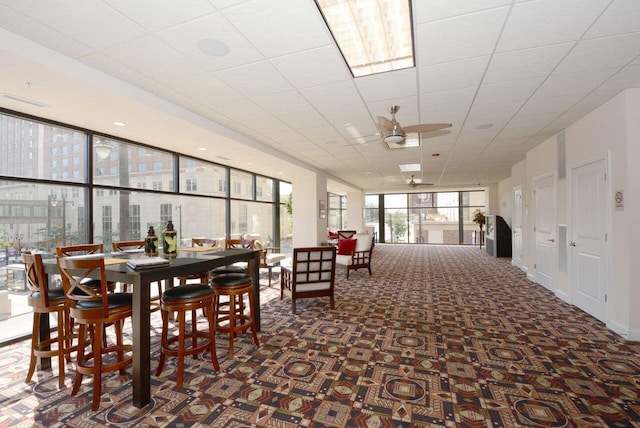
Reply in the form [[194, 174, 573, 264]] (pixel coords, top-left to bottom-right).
[[570, 158, 608, 322], [533, 174, 556, 291], [512, 186, 524, 269]]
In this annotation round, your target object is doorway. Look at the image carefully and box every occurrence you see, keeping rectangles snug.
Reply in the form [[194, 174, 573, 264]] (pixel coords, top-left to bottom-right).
[[533, 174, 556, 291]]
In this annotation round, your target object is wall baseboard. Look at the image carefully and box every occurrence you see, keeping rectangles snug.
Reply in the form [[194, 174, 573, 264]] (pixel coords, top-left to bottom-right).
[[607, 319, 629, 339], [555, 289, 570, 303], [626, 329, 640, 342]]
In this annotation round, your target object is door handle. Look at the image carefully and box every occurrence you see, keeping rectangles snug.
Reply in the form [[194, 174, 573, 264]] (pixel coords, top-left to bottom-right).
[[569, 241, 576, 247], [547, 238, 555, 242]]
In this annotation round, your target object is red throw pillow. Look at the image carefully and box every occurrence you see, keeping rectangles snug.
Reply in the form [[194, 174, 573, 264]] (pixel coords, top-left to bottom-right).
[[329, 230, 338, 239], [337, 238, 357, 255]]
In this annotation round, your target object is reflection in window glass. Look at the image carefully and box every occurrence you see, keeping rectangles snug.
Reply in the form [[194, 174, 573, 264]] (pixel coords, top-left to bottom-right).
[[256, 176, 274, 202], [92, 190, 226, 247], [384, 194, 408, 208], [230, 169, 253, 200], [93, 136, 174, 190], [230, 201, 274, 245], [384, 208, 408, 243], [179, 157, 227, 197], [328, 193, 345, 230], [0, 112, 87, 182], [0, 181, 88, 257], [364, 194, 379, 241]]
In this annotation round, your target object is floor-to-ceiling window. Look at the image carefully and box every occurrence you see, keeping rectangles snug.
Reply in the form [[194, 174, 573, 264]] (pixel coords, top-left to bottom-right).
[[0, 108, 288, 344], [373, 191, 485, 244], [328, 193, 346, 230]]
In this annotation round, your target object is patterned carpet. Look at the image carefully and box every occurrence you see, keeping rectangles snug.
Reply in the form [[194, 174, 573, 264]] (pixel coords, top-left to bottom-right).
[[1, 244, 639, 427]]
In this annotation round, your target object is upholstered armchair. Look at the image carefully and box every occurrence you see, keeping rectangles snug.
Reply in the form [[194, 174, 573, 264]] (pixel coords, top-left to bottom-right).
[[253, 240, 286, 287], [280, 246, 336, 314], [335, 233, 374, 279]]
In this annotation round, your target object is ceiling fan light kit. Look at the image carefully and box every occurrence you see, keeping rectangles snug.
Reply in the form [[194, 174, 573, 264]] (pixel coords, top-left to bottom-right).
[[378, 105, 452, 147]]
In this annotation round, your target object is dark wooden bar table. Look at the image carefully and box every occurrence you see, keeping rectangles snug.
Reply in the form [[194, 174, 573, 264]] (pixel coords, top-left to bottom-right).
[[43, 247, 260, 409]]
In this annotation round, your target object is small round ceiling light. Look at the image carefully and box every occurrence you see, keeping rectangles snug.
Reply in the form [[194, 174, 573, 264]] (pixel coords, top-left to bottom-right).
[[113, 121, 126, 127], [198, 38, 230, 56]]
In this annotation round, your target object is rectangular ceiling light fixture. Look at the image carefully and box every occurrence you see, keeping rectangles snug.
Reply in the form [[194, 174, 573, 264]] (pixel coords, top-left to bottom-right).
[[315, 0, 415, 77], [399, 163, 420, 172]]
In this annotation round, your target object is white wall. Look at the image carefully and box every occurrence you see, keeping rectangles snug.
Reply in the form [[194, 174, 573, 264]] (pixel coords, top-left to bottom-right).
[[497, 177, 513, 227], [291, 170, 328, 247], [498, 88, 640, 339], [346, 191, 365, 232]]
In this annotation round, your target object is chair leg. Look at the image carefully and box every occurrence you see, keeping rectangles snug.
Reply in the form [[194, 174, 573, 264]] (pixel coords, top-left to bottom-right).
[[205, 305, 220, 371], [176, 310, 186, 390], [155, 310, 168, 377], [72, 324, 87, 397], [92, 323, 103, 412], [56, 315, 66, 389], [25, 313, 39, 384], [247, 289, 259, 347]]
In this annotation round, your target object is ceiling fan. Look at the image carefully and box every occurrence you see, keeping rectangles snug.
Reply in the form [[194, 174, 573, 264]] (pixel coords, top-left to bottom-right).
[[408, 175, 433, 188], [378, 105, 452, 145]]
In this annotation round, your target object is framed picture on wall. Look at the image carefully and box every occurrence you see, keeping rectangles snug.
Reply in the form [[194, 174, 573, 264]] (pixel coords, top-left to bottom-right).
[[319, 199, 326, 219]]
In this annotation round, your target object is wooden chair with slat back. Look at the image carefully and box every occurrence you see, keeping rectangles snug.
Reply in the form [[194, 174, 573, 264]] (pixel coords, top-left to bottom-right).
[[112, 240, 163, 311], [280, 246, 337, 315], [56, 244, 116, 292], [23, 251, 77, 388], [57, 256, 133, 411]]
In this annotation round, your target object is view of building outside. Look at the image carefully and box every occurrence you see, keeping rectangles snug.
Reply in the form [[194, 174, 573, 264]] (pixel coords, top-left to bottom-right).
[[279, 182, 292, 253], [0, 111, 286, 343], [375, 191, 485, 244], [328, 193, 346, 231]]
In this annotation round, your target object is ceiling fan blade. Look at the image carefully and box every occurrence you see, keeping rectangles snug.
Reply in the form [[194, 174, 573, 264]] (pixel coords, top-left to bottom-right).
[[377, 116, 395, 131], [403, 123, 452, 133]]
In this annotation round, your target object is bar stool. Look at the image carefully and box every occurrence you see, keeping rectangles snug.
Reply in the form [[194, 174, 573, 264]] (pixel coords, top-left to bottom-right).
[[23, 252, 76, 389], [155, 283, 220, 390], [211, 273, 259, 356]]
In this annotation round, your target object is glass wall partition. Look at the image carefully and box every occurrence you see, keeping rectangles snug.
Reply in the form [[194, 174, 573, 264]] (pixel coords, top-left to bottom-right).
[[364, 194, 379, 241], [374, 190, 486, 245], [327, 193, 345, 231], [0, 109, 288, 344]]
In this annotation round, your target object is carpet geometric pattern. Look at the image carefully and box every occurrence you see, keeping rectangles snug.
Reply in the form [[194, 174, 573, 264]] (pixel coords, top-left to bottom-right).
[[0, 244, 639, 427]]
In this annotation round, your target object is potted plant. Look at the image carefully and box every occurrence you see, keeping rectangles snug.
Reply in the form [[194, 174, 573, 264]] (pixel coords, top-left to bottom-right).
[[472, 209, 486, 231]]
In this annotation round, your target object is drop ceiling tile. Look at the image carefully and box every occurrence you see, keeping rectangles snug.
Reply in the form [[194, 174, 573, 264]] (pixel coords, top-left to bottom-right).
[[253, 90, 312, 115], [5, 0, 146, 50], [207, 97, 270, 121], [106, 0, 216, 32], [101, 34, 202, 82], [80, 53, 157, 88], [467, 100, 524, 122], [586, 0, 640, 38], [518, 93, 586, 115], [497, 0, 610, 52], [0, 5, 92, 58], [271, 45, 350, 89], [157, 13, 263, 72], [220, 0, 331, 58], [300, 80, 362, 109], [355, 68, 418, 102], [571, 89, 622, 110], [215, 61, 293, 97], [165, 72, 243, 104], [537, 67, 620, 98], [418, 56, 490, 94], [415, 7, 508, 67], [599, 64, 640, 91], [475, 77, 543, 104], [484, 43, 573, 84], [554, 33, 640, 75], [413, 0, 512, 24]]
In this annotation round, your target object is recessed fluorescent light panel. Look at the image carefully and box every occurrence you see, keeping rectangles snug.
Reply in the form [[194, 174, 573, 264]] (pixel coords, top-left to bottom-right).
[[315, 0, 415, 77], [399, 163, 420, 172]]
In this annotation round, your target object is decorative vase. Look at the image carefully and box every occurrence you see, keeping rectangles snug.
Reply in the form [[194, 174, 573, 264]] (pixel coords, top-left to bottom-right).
[[163, 220, 177, 256], [144, 226, 158, 257]]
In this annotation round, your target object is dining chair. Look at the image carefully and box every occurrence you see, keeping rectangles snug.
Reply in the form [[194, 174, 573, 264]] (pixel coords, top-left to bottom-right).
[[57, 256, 133, 411], [112, 240, 163, 311], [280, 246, 336, 314], [56, 244, 116, 292], [177, 238, 218, 286], [23, 251, 77, 388]]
